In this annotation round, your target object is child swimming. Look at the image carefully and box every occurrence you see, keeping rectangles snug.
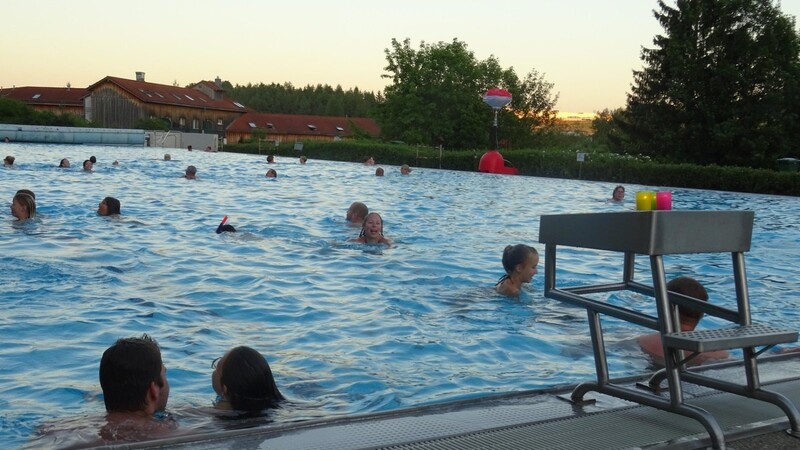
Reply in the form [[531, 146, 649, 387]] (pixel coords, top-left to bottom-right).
[[351, 212, 392, 246], [496, 244, 539, 297]]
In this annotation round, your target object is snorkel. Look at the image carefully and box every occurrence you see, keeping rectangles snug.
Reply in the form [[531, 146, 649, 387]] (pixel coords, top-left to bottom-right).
[[215, 215, 228, 234]]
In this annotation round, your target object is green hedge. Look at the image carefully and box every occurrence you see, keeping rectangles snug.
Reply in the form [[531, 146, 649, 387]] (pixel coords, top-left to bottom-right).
[[224, 141, 800, 196]]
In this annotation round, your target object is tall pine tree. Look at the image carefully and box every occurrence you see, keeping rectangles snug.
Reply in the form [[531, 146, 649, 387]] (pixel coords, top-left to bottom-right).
[[622, 0, 800, 167]]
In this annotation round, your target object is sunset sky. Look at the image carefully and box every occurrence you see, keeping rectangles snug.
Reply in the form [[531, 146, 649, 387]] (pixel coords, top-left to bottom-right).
[[2, 0, 799, 114]]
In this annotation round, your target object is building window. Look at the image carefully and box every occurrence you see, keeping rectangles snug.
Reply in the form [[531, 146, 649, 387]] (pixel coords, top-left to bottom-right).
[[248, 122, 257, 128], [217, 119, 223, 126], [179, 117, 186, 127], [192, 119, 199, 129]]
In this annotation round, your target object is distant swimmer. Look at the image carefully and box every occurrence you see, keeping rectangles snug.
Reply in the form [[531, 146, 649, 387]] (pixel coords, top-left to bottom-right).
[[184, 165, 197, 179], [11, 191, 36, 220], [346, 201, 368, 225], [98, 197, 121, 216]]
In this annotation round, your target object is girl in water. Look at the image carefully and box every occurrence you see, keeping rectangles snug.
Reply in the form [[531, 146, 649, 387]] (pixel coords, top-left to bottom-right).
[[496, 244, 539, 297], [11, 191, 36, 220], [98, 197, 121, 216], [352, 212, 392, 246], [212, 346, 284, 412]]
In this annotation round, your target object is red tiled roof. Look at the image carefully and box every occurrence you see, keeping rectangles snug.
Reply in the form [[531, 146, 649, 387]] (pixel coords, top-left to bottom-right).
[[86, 76, 249, 113], [0, 86, 87, 106], [227, 112, 380, 138]]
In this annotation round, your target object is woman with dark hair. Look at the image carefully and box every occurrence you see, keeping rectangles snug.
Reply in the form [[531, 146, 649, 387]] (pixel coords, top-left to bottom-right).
[[98, 197, 121, 216], [59, 158, 70, 168], [211, 346, 284, 412]]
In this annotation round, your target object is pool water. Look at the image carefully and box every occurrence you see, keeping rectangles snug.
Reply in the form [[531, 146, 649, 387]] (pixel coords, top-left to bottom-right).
[[2, 144, 799, 448]]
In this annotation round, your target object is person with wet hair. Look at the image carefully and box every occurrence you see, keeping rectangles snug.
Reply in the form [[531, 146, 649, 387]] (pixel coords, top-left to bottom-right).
[[98, 197, 121, 216], [611, 185, 625, 201], [83, 159, 93, 171], [4, 155, 15, 166], [638, 276, 729, 367], [211, 346, 284, 412], [352, 212, 392, 246], [496, 244, 539, 297], [265, 168, 277, 178], [184, 165, 197, 179], [11, 191, 36, 220], [375, 167, 384, 176], [97, 334, 174, 443], [345, 201, 368, 225], [59, 158, 71, 168]]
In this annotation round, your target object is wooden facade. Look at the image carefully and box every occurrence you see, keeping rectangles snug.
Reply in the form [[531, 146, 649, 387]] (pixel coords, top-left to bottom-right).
[[85, 76, 248, 135]]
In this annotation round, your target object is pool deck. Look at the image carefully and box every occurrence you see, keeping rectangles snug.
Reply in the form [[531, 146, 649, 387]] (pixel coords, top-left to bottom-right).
[[96, 354, 800, 450]]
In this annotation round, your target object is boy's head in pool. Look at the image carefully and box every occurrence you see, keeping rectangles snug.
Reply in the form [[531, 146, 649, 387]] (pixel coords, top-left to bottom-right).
[[98, 197, 121, 216], [346, 202, 368, 224], [11, 191, 36, 220], [83, 160, 93, 171], [668, 276, 708, 327], [212, 346, 284, 411], [265, 169, 277, 178], [375, 167, 384, 176], [501, 244, 539, 282], [99, 334, 169, 414]]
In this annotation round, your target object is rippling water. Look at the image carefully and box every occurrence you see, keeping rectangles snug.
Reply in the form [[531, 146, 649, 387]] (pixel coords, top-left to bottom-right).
[[1, 143, 799, 448]]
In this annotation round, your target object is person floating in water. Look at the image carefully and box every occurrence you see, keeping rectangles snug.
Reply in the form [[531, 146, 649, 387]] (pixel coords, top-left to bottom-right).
[[59, 158, 70, 168], [98, 197, 121, 216], [637, 276, 729, 367], [265, 169, 277, 178], [4, 155, 16, 166], [400, 164, 412, 175], [351, 212, 392, 246], [97, 334, 176, 443], [496, 244, 539, 297], [11, 191, 36, 220], [610, 185, 625, 202], [184, 165, 197, 179], [346, 201, 368, 225], [211, 346, 284, 412], [83, 159, 93, 171], [375, 167, 384, 176]]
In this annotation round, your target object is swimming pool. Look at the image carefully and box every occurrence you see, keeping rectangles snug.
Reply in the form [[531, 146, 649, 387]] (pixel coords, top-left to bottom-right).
[[2, 143, 799, 448]]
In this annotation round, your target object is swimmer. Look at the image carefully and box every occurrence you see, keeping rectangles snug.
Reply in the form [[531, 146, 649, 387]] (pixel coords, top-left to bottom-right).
[[266, 155, 275, 164], [364, 156, 375, 165], [611, 185, 625, 201], [90, 156, 97, 164], [352, 212, 392, 245], [345, 201, 368, 225], [98, 197, 121, 216], [375, 167, 384, 176], [400, 164, 412, 175], [112, 160, 120, 166], [59, 158, 70, 168], [184, 165, 197, 179], [638, 277, 729, 367], [83, 159, 93, 171], [4, 155, 15, 166], [188, 145, 193, 152], [11, 191, 36, 220], [212, 346, 284, 412], [164, 154, 171, 161], [496, 244, 539, 297], [299, 155, 307, 164], [265, 169, 277, 178]]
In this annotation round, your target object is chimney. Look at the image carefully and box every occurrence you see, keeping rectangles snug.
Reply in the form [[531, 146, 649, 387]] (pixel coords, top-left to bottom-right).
[[214, 76, 222, 87], [136, 72, 145, 82]]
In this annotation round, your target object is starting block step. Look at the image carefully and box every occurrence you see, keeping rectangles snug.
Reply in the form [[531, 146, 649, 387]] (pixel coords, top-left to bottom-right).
[[664, 324, 798, 352]]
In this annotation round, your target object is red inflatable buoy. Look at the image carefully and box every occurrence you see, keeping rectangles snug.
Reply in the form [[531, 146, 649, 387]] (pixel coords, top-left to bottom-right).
[[478, 150, 518, 175]]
